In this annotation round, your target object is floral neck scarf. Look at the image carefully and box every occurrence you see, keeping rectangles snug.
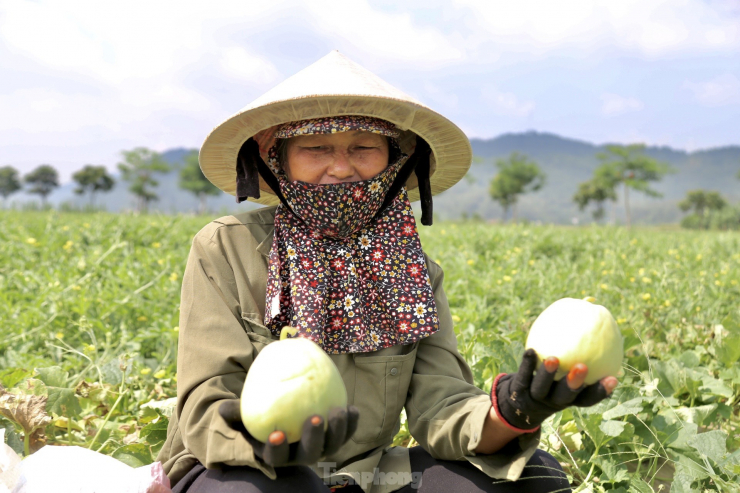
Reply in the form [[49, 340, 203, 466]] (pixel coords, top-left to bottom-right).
[[263, 116, 440, 354]]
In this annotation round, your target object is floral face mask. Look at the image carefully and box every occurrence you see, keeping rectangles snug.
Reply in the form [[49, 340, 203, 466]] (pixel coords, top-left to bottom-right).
[[263, 115, 440, 354]]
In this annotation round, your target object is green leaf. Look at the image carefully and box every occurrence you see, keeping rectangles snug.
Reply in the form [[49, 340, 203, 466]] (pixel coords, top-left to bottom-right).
[[627, 477, 653, 493], [100, 360, 123, 385], [679, 350, 701, 368], [665, 422, 698, 451], [718, 449, 740, 476], [652, 359, 681, 396], [140, 396, 177, 419], [88, 386, 112, 403], [139, 405, 160, 424], [716, 334, 740, 366], [602, 398, 644, 420], [599, 420, 626, 437], [35, 366, 68, 388], [672, 404, 717, 427], [34, 367, 82, 418], [112, 443, 152, 468], [670, 473, 699, 493], [0, 368, 32, 389], [718, 366, 740, 386], [720, 313, 740, 334], [596, 457, 630, 484], [574, 411, 612, 449], [46, 387, 82, 417], [16, 378, 47, 396], [685, 374, 702, 400], [140, 416, 168, 445], [698, 374, 733, 398], [675, 453, 710, 481], [716, 315, 740, 366], [688, 430, 727, 463]]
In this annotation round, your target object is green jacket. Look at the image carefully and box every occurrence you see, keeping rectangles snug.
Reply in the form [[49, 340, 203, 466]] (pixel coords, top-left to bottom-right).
[[157, 206, 540, 492]]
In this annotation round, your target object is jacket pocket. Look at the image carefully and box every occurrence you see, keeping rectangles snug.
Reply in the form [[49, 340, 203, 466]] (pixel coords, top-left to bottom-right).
[[241, 312, 278, 353], [350, 343, 418, 444]]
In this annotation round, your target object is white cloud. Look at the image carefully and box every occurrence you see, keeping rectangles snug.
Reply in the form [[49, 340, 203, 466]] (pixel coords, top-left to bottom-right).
[[0, 88, 117, 134], [684, 75, 740, 106], [480, 86, 535, 117], [0, 0, 286, 170], [220, 48, 282, 85], [0, 86, 212, 144], [422, 82, 459, 110], [0, 0, 459, 130], [454, 0, 740, 57], [301, 0, 464, 68], [601, 93, 644, 116]]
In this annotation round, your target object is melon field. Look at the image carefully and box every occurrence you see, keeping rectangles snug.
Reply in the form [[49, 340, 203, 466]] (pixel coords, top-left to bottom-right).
[[1, 210, 739, 492]]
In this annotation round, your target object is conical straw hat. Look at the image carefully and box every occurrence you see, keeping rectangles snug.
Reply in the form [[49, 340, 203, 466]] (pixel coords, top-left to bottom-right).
[[200, 50, 472, 205]]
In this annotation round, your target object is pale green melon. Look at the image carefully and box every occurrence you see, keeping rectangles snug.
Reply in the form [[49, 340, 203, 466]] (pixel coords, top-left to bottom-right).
[[525, 297, 623, 385], [240, 329, 347, 443]]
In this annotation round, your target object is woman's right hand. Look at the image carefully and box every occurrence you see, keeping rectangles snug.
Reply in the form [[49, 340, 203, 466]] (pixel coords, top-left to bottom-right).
[[218, 400, 360, 467], [491, 348, 617, 432]]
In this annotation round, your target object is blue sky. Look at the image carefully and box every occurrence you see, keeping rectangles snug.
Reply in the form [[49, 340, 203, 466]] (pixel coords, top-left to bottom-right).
[[1, 0, 738, 183]]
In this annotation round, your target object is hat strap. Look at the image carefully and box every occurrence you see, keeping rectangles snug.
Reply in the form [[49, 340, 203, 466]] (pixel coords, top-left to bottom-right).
[[236, 138, 296, 215], [236, 139, 261, 201], [413, 140, 433, 226], [378, 136, 433, 226]]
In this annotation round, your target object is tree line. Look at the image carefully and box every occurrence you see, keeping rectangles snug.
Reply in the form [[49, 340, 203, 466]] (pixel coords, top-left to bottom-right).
[[0, 149, 218, 214], [487, 143, 740, 228], [3, 143, 738, 226]]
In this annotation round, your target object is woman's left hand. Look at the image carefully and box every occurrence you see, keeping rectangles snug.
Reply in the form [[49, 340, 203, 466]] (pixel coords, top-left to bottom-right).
[[491, 348, 619, 433], [218, 400, 360, 467]]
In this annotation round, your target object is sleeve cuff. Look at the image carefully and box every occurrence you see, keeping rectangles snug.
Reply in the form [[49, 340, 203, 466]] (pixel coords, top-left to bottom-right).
[[205, 409, 277, 480], [464, 431, 541, 481], [464, 394, 495, 455], [463, 394, 542, 481]]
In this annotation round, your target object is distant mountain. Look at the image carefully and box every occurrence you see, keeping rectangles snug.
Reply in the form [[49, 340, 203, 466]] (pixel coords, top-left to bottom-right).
[[436, 131, 740, 224], [8, 132, 740, 224]]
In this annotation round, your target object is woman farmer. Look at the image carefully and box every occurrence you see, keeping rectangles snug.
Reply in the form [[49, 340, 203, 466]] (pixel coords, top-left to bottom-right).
[[157, 51, 619, 493]]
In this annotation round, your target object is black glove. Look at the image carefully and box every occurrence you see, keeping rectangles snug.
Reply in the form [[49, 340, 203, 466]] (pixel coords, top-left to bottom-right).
[[491, 348, 613, 432], [218, 400, 360, 467]]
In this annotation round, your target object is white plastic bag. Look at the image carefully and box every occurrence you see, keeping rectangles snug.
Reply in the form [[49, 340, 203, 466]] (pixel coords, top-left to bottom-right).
[[0, 438, 171, 493], [1, 430, 22, 493]]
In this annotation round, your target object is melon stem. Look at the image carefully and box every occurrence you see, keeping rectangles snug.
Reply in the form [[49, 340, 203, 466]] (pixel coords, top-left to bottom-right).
[[280, 327, 298, 340]]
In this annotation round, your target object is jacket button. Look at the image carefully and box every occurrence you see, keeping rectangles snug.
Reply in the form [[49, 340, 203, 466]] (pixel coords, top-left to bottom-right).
[[390, 367, 398, 376]]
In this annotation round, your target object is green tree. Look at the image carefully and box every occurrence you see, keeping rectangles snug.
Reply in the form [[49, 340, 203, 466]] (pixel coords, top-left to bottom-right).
[[489, 171, 519, 222], [72, 165, 115, 208], [594, 144, 674, 227], [24, 165, 59, 208], [117, 148, 169, 213], [679, 190, 727, 216], [179, 150, 219, 214], [0, 166, 22, 208], [489, 153, 546, 222], [573, 176, 618, 222]]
